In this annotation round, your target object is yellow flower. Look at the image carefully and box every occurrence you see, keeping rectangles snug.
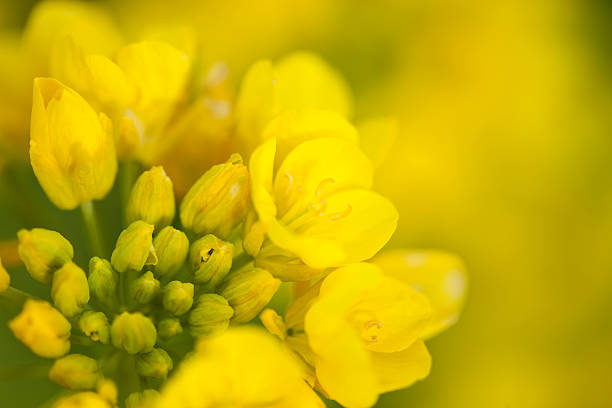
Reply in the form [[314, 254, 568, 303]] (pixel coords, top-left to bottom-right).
[[247, 121, 398, 280], [156, 327, 322, 408], [0, 256, 10, 292], [371, 249, 468, 339], [304, 263, 433, 408], [235, 51, 353, 155], [52, 392, 111, 408], [30, 78, 117, 210], [9, 299, 71, 358]]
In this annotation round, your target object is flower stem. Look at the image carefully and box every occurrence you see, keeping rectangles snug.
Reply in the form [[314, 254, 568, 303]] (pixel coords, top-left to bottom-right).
[[80, 201, 105, 257], [0, 287, 36, 310]]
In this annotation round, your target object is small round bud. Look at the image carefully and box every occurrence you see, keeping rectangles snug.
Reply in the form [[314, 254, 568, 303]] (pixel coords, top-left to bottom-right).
[[242, 209, 265, 257], [157, 317, 183, 339], [51, 262, 90, 317], [49, 354, 99, 391], [129, 271, 160, 304], [135, 347, 173, 379], [9, 299, 71, 358], [52, 392, 109, 408], [180, 153, 249, 239], [153, 226, 189, 278], [188, 294, 233, 336], [125, 390, 160, 408], [17, 228, 73, 284], [0, 256, 10, 293], [96, 378, 118, 405], [78, 311, 110, 344], [219, 267, 281, 324], [111, 221, 157, 273], [88, 257, 118, 305], [189, 234, 232, 291], [162, 281, 194, 316], [111, 312, 157, 354], [126, 166, 176, 230]]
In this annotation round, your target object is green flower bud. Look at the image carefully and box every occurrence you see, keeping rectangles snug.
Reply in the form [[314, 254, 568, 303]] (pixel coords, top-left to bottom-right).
[[111, 312, 157, 354], [17, 228, 73, 284], [111, 221, 157, 273], [189, 234, 233, 291], [180, 153, 249, 239], [51, 262, 89, 317], [129, 271, 160, 304], [78, 311, 110, 344], [125, 390, 159, 408], [219, 267, 281, 324], [188, 293, 233, 336], [135, 347, 173, 379], [162, 281, 194, 316], [88, 257, 118, 305], [49, 354, 99, 391], [126, 166, 176, 230], [153, 226, 189, 278], [157, 317, 183, 339]]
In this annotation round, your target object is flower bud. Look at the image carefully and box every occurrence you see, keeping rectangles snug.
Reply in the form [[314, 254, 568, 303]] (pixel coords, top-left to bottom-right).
[[188, 294, 233, 336], [242, 209, 265, 257], [157, 317, 183, 339], [49, 354, 99, 391], [88, 257, 117, 304], [30, 78, 117, 210], [180, 153, 249, 239], [189, 234, 232, 291], [125, 390, 159, 408], [162, 281, 194, 316], [78, 311, 110, 344], [126, 166, 176, 230], [51, 261, 90, 317], [52, 392, 109, 408], [219, 267, 281, 324], [96, 378, 118, 405], [110, 221, 157, 273], [135, 347, 173, 379], [111, 312, 156, 354], [153, 226, 189, 278], [9, 299, 71, 358], [129, 271, 161, 304], [17, 228, 73, 285], [0, 256, 10, 293]]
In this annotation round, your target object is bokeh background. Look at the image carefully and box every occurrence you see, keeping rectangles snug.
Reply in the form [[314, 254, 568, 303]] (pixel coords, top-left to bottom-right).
[[1, 0, 612, 407]]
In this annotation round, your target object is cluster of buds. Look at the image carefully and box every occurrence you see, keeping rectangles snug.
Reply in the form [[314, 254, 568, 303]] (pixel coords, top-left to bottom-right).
[[8, 154, 285, 407]]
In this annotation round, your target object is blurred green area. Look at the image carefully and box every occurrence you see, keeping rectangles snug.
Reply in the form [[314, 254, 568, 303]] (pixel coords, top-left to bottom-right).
[[1, 0, 612, 407]]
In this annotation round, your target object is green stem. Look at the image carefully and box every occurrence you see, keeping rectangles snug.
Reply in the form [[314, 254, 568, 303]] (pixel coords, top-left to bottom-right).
[[80, 201, 105, 257], [0, 287, 36, 310], [0, 361, 53, 380], [120, 160, 138, 225]]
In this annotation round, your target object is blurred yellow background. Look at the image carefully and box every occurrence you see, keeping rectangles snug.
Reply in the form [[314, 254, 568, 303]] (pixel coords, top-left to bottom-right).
[[2, 0, 612, 406]]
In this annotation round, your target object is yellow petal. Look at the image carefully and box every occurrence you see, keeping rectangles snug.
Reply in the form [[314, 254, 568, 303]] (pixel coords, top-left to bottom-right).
[[274, 137, 373, 220], [275, 51, 353, 119], [249, 137, 278, 221], [0, 256, 10, 292], [371, 249, 468, 339], [357, 116, 398, 169], [370, 339, 431, 393]]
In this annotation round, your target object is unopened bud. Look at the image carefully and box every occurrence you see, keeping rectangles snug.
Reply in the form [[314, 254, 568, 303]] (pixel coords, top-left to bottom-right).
[[242, 209, 265, 257], [17, 228, 73, 284], [157, 317, 183, 339], [135, 347, 173, 379], [96, 378, 118, 405], [88, 257, 117, 305], [78, 311, 110, 344], [188, 293, 233, 336], [219, 267, 280, 324], [189, 234, 232, 291], [111, 312, 156, 354], [153, 226, 189, 278], [111, 221, 157, 273], [9, 299, 71, 358], [49, 354, 99, 391], [52, 392, 109, 408], [180, 153, 249, 239], [130, 271, 160, 304], [162, 281, 194, 316], [51, 262, 90, 317], [125, 390, 159, 408], [0, 257, 10, 293], [126, 166, 176, 230]]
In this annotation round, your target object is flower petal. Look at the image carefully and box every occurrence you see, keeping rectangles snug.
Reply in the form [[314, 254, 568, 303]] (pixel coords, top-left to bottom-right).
[[370, 339, 431, 393]]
